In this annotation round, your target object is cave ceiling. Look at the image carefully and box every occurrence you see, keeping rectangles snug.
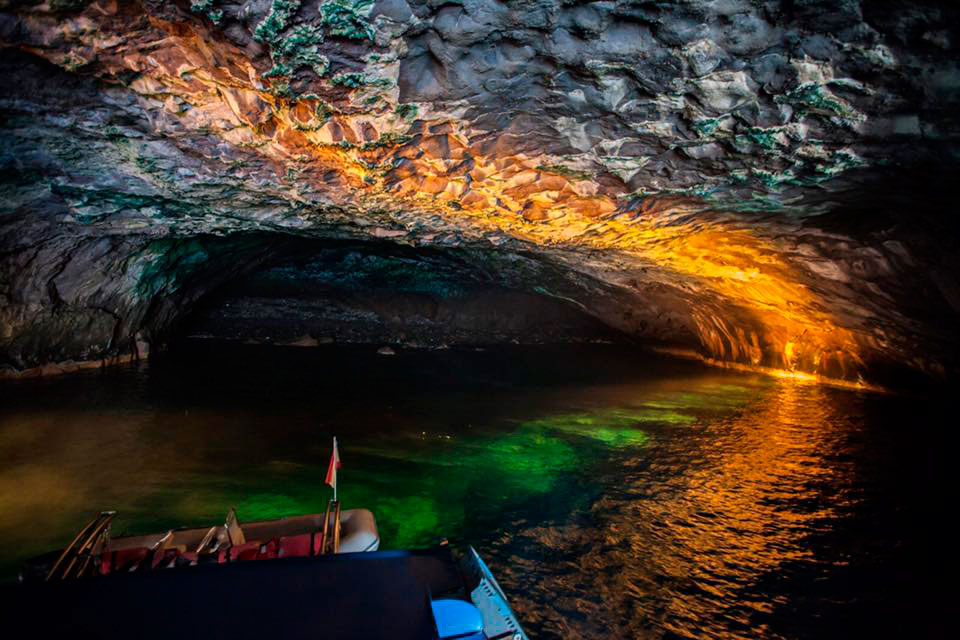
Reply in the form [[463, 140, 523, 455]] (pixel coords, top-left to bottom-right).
[[0, 0, 958, 385]]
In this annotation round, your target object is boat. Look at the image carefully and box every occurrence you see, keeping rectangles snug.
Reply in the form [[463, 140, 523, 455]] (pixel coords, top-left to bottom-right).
[[19, 504, 380, 581], [10, 506, 530, 640]]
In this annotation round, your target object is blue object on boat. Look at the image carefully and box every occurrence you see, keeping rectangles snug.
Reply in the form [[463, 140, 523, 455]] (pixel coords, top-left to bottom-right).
[[431, 598, 485, 640]]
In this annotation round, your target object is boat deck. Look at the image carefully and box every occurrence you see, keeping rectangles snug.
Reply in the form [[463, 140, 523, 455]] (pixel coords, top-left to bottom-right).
[[3, 548, 466, 639]]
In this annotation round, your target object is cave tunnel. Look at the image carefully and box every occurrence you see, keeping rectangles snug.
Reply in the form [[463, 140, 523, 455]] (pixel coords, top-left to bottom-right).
[[171, 236, 631, 350], [0, 1, 955, 638]]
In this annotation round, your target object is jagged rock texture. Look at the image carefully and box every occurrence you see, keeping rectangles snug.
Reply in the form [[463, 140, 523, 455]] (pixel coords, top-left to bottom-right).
[[1, 0, 958, 384]]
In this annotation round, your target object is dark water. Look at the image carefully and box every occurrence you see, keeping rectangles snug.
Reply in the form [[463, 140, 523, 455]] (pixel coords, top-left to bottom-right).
[[0, 343, 945, 638]]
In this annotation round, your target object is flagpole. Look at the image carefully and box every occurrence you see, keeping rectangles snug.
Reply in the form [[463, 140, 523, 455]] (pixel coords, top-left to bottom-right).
[[325, 436, 340, 504]]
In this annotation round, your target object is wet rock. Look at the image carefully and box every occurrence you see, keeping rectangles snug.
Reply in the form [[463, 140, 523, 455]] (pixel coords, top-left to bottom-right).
[[0, 1, 956, 387]]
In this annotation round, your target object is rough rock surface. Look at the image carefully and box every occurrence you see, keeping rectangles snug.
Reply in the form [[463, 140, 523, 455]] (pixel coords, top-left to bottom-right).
[[1, 1, 958, 385]]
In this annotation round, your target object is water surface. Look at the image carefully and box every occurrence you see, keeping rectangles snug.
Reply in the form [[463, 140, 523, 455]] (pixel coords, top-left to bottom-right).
[[0, 343, 944, 638]]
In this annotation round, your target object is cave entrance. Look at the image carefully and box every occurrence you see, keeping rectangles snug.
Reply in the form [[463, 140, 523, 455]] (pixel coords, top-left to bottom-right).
[[169, 236, 627, 353]]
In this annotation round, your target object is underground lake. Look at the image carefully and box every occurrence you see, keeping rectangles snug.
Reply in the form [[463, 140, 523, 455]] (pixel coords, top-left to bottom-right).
[[0, 342, 947, 638]]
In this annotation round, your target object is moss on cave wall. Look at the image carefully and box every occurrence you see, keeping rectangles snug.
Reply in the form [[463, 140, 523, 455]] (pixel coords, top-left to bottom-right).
[[251, 0, 375, 82]]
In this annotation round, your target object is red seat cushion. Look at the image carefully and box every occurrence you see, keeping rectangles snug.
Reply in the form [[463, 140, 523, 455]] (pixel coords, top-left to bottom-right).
[[107, 548, 149, 573], [228, 541, 262, 562], [151, 548, 180, 570], [278, 534, 312, 559], [255, 540, 278, 561]]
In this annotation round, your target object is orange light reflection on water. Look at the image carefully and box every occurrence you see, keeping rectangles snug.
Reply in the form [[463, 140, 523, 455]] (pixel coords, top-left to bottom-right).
[[509, 379, 870, 638], [653, 382, 847, 637]]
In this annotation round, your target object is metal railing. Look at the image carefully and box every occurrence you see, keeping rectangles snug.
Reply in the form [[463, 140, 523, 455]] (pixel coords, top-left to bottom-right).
[[46, 511, 116, 581]]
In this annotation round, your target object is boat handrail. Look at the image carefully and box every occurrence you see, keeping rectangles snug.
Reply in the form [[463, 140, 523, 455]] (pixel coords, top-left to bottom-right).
[[46, 511, 116, 581], [332, 500, 342, 554], [319, 500, 332, 554]]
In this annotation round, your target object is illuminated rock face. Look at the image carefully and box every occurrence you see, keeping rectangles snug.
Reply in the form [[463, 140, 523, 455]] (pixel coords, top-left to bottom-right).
[[0, 1, 958, 384]]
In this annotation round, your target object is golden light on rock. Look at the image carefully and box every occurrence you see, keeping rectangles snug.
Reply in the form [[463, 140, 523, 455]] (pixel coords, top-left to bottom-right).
[[3, 3, 913, 387]]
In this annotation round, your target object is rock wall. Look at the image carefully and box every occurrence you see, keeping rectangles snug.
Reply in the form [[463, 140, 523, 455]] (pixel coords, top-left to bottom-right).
[[1, 1, 958, 385]]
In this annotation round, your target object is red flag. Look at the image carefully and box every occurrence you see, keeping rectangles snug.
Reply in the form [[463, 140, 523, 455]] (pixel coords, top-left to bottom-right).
[[325, 437, 341, 497]]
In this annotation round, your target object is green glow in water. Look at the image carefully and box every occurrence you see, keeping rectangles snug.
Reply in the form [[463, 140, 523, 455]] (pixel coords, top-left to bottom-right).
[[522, 413, 652, 446], [469, 429, 579, 490], [237, 492, 319, 521], [374, 495, 442, 548], [210, 396, 729, 548], [0, 361, 768, 575]]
